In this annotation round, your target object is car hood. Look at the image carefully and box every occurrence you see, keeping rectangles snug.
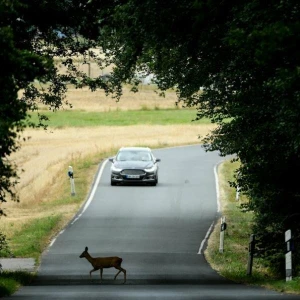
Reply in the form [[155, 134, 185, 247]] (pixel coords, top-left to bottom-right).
[[113, 161, 154, 169]]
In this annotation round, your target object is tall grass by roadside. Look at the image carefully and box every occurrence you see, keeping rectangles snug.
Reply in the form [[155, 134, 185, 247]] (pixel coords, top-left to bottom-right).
[[28, 108, 210, 128], [205, 160, 300, 294], [9, 216, 62, 260], [0, 271, 36, 297]]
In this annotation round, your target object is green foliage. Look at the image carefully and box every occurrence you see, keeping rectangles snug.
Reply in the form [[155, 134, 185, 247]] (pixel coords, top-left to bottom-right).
[[0, 232, 12, 257], [0, 0, 110, 216], [10, 215, 62, 259], [0, 271, 35, 297], [209, 160, 300, 293]]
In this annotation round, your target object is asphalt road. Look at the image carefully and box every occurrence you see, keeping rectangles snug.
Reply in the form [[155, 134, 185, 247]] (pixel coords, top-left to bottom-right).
[[5, 145, 300, 299]]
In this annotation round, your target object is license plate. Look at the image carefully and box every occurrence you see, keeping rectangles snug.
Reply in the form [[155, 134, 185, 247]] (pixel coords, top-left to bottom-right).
[[126, 175, 140, 179]]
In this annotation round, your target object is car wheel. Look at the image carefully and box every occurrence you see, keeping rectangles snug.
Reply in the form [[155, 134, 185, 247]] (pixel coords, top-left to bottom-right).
[[151, 176, 158, 186], [111, 180, 117, 186]]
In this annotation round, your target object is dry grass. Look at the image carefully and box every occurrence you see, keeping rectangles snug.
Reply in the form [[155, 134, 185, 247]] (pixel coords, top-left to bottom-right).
[[1, 87, 215, 242], [45, 58, 183, 112], [39, 85, 182, 112]]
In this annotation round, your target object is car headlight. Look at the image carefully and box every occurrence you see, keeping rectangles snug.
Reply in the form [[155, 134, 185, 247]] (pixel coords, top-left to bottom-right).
[[145, 165, 156, 173], [111, 165, 122, 173]]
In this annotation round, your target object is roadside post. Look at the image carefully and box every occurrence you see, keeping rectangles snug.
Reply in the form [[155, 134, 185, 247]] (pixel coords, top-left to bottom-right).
[[87, 62, 91, 77], [285, 229, 293, 281], [236, 186, 240, 201], [219, 216, 227, 253], [247, 234, 255, 275], [68, 166, 76, 196], [236, 171, 241, 201]]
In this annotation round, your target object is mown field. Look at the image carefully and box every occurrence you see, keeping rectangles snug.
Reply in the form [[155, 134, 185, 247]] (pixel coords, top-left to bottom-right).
[[29, 109, 210, 127]]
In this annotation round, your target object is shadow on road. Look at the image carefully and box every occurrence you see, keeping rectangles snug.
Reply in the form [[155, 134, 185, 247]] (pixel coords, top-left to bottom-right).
[[29, 274, 232, 286]]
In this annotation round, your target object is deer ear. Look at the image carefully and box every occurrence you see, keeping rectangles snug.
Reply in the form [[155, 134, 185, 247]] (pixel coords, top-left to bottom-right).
[[85, 246, 88, 251]]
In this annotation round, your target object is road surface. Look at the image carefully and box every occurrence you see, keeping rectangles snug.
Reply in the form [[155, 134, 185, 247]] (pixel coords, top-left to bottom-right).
[[5, 145, 300, 299]]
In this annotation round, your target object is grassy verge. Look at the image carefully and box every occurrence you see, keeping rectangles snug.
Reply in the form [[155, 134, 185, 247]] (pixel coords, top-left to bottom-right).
[[0, 271, 36, 297], [9, 216, 62, 259], [205, 160, 300, 294]]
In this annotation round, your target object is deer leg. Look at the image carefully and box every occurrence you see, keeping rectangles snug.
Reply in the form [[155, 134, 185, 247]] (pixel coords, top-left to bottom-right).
[[90, 268, 98, 278], [100, 268, 103, 282], [123, 268, 127, 283], [114, 270, 121, 280], [114, 267, 126, 283]]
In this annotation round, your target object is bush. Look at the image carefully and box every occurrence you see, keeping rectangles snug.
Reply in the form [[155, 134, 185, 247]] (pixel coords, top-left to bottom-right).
[[0, 232, 12, 257]]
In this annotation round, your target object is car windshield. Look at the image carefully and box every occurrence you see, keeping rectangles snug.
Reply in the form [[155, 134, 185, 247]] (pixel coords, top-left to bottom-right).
[[116, 151, 152, 162]]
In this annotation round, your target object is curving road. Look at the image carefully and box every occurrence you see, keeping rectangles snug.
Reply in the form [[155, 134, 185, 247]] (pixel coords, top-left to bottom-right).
[[5, 145, 300, 299]]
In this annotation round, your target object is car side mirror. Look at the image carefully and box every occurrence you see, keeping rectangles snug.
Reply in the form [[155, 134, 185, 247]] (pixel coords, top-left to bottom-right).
[[156, 158, 161, 162], [109, 158, 114, 163]]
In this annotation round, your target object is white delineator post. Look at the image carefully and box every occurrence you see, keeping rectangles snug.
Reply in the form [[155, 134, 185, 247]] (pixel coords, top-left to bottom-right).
[[219, 216, 226, 253], [236, 186, 240, 201], [285, 229, 292, 282], [68, 166, 76, 196]]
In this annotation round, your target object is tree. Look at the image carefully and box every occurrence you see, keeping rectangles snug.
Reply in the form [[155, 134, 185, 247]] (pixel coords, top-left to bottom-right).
[[1, 0, 299, 276], [0, 0, 102, 216]]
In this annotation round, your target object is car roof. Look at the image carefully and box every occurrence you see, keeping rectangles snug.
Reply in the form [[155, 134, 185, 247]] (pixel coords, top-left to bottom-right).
[[118, 147, 151, 152]]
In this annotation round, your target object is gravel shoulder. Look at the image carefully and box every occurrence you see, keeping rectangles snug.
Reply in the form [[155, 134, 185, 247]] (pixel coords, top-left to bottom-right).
[[0, 258, 35, 272]]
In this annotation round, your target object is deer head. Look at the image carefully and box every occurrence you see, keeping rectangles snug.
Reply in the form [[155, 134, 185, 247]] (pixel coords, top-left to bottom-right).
[[79, 246, 88, 258]]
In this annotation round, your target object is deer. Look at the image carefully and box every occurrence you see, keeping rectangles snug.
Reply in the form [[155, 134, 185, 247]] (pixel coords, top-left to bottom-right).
[[79, 246, 126, 283]]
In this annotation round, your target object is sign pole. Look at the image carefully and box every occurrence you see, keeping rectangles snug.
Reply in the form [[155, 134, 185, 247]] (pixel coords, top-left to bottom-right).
[[285, 229, 292, 282], [236, 186, 240, 201], [68, 166, 76, 196], [219, 216, 227, 253], [247, 234, 255, 276]]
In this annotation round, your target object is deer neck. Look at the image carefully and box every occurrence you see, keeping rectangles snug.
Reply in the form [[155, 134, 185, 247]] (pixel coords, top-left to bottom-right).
[[85, 252, 95, 264]]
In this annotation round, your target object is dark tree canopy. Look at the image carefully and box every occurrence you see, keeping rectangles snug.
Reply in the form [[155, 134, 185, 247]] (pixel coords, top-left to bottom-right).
[[0, 0, 101, 214], [1, 0, 300, 275]]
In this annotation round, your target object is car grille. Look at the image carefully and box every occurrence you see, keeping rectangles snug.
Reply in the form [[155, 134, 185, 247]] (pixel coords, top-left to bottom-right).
[[121, 169, 145, 176]]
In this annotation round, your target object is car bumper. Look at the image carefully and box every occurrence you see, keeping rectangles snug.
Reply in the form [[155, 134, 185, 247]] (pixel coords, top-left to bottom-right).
[[111, 173, 157, 184]]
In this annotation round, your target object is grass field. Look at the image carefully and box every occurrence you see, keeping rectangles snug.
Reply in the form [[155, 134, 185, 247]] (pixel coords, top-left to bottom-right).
[[29, 108, 209, 127]]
